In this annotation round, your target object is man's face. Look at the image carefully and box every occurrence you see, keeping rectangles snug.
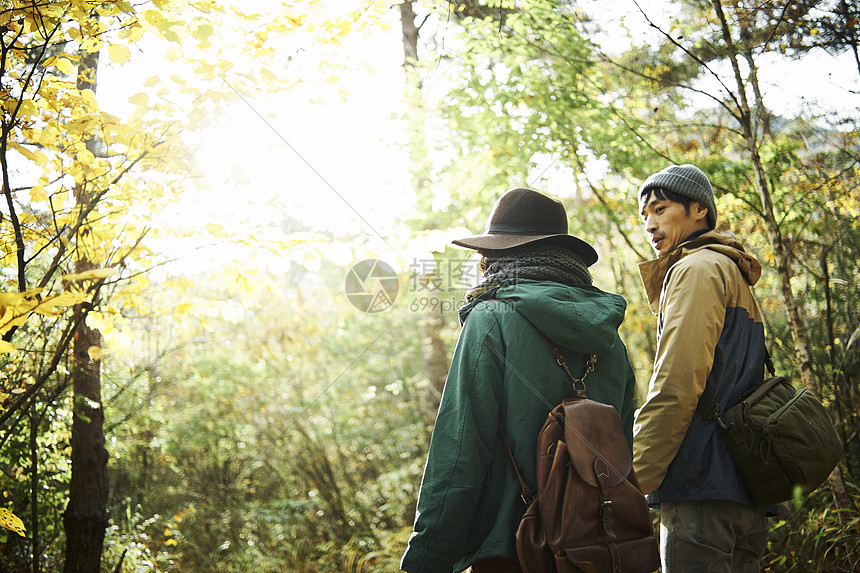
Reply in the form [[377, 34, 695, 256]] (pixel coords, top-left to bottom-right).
[[640, 192, 709, 258]]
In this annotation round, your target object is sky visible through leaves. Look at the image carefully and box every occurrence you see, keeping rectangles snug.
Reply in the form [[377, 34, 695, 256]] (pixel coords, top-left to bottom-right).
[[90, 0, 858, 281]]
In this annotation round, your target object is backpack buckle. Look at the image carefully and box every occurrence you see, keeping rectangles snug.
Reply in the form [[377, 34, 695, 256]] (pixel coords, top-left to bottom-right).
[[600, 500, 613, 521], [600, 500, 617, 540]]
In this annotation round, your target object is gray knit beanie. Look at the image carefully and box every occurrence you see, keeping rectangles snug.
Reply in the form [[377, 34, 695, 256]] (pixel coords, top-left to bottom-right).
[[638, 164, 717, 228]]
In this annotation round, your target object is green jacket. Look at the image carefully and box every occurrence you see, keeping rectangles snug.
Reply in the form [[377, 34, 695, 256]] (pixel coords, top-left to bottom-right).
[[401, 280, 637, 573]]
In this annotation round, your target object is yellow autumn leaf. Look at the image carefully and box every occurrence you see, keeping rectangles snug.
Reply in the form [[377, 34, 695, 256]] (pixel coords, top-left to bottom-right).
[[79, 88, 97, 106], [21, 99, 40, 117], [33, 291, 89, 315], [87, 346, 101, 361], [128, 92, 149, 107], [0, 293, 32, 310], [108, 44, 131, 65], [15, 213, 39, 225], [99, 112, 121, 125], [55, 57, 75, 76], [143, 9, 164, 26], [62, 268, 118, 282], [0, 340, 17, 354], [11, 144, 48, 165], [121, 22, 146, 43], [29, 186, 47, 202], [0, 508, 26, 537], [76, 148, 95, 165], [79, 36, 102, 53], [260, 68, 279, 87], [206, 223, 227, 238], [38, 125, 60, 146], [193, 22, 213, 42], [0, 305, 29, 334], [165, 538, 178, 546], [3, 313, 29, 333], [42, 55, 60, 68]]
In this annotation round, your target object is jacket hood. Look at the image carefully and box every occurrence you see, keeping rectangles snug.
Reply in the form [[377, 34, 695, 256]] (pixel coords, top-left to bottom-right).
[[638, 224, 762, 314], [460, 279, 628, 356]]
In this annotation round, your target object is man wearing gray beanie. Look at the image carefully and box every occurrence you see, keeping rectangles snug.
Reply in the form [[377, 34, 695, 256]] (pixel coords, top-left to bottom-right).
[[632, 164, 771, 571]]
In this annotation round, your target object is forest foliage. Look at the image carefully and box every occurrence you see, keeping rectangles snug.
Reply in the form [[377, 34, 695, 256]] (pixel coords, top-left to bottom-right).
[[1, 0, 858, 571]]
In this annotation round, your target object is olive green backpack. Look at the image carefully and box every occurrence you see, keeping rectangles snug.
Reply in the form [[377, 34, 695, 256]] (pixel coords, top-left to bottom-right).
[[697, 355, 843, 507]]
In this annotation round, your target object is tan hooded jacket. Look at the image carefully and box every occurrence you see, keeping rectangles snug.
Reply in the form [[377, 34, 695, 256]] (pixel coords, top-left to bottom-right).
[[633, 225, 766, 500]]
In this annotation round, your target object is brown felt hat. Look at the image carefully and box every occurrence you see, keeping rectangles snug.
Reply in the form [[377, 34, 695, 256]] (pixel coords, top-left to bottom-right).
[[452, 187, 598, 266]]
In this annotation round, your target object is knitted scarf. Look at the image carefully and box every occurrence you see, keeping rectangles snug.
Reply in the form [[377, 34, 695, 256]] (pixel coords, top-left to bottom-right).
[[467, 243, 593, 300]]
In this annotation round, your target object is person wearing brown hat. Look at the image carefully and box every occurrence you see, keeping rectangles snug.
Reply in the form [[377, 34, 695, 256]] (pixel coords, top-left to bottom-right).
[[401, 187, 638, 573], [633, 164, 771, 572]]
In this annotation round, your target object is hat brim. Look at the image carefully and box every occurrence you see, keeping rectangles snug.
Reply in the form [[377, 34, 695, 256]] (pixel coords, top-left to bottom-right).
[[452, 233, 598, 267]]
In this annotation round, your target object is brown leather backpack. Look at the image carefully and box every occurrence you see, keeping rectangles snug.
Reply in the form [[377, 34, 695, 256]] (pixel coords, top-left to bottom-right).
[[512, 398, 659, 573], [500, 330, 659, 573]]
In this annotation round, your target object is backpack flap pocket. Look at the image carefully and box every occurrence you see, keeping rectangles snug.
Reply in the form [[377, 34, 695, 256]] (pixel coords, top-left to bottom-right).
[[563, 400, 631, 488]]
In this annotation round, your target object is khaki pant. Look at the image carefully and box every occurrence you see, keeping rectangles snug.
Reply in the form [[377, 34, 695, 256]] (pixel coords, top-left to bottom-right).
[[660, 500, 768, 573]]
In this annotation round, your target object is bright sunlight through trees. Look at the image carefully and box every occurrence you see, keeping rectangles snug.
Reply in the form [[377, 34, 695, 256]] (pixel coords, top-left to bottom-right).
[[1, 0, 858, 571]]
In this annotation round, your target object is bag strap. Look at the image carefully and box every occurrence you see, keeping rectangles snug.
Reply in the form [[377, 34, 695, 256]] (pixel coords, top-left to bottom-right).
[[696, 346, 776, 425], [494, 303, 598, 503], [504, 303, 597, 396], [765, 347, 775, 377], [498, 426, 535, 504], [544, 334, 596, 398]]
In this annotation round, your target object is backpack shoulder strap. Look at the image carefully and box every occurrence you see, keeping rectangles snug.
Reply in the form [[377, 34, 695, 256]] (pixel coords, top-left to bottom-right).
[[498, 301, 596, 396], [493, 299, 597, 500], [696, 347, 775, 424], [498, 426, 535, 504]]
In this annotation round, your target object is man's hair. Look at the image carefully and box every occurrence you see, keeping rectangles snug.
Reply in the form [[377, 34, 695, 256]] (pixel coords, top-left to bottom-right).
[[640, 187, 695, 214]]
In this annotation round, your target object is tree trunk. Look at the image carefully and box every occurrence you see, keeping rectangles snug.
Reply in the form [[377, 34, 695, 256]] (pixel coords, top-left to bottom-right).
[[711, 0, 815, 391], [30, 402, 39, 573], [399, 1, 449, 412], [63, 46, 108, 573], [63, 293, 107, 573], [399, 0, 419, 65], [711, 0, 846, 507], [420, 311, 449, 396]]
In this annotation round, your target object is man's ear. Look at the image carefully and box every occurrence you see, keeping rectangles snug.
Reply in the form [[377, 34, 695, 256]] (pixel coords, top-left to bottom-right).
[[693, 202, 709, 224]]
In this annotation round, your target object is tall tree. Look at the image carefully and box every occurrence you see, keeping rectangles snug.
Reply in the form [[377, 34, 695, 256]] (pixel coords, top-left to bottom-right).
[[399, 1, 452, 411], [708, 0, 816, 390], [0, 2, 185, 569], [62, 38, 107, 572]]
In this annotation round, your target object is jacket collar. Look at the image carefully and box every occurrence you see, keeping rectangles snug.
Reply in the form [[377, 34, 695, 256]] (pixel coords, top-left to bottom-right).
[[638, 224, 762, 314]]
